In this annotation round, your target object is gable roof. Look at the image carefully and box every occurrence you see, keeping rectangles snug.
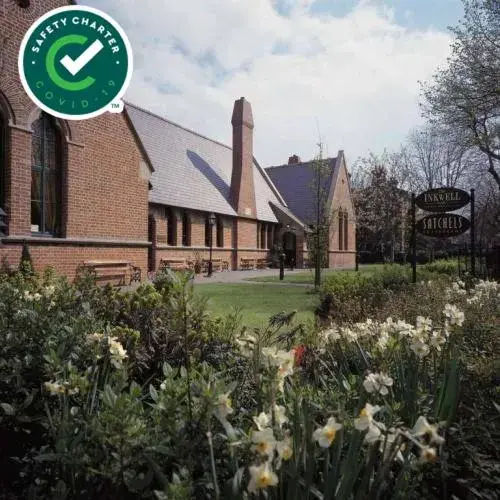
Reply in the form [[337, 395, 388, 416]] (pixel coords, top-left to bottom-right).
[[126, 102, 284, 222], [265, 158, 337, 225]]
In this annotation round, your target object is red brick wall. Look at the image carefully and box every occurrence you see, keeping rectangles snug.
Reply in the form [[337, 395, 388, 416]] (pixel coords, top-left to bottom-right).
[[0, 0, 150, 278], [0, 242, 147, 281], [327, 154, 356, 268], [230, 98, 257, 218]]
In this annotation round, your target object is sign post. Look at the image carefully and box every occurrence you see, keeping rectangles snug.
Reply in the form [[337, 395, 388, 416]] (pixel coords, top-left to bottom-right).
[[411, 193, 416, 284], [413, 187, 474, 283], [470, 189, 475, 277]]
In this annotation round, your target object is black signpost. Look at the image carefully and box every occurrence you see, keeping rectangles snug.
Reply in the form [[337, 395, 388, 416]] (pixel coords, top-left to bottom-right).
[[411, 187, 475, 283]]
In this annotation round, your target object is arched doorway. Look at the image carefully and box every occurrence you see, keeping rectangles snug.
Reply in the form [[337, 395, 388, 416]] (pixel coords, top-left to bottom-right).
[[283, 231, 296, 268]]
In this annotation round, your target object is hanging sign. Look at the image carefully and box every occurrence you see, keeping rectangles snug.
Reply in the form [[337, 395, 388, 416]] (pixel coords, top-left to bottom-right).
[[415, 187, 470, 213], [415, 213, 470, 238]]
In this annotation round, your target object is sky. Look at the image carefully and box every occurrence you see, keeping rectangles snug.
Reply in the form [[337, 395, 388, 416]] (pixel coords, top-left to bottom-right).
[[79, 0, 463, 167]]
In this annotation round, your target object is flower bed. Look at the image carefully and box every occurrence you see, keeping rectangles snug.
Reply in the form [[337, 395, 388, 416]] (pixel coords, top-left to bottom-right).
[[0, 266, 498, 498]]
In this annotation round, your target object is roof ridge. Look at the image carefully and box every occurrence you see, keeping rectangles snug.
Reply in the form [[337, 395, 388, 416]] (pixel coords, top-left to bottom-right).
[[266, 157, 337, 169], [125, 100, 233, 152]]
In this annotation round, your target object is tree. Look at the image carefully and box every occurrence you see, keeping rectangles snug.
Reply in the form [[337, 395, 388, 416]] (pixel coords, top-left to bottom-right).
[[352, 153, 407, 263], [421, 0, 500, 189], [392, 124, 473, 192], [308, 142, 332, 289]]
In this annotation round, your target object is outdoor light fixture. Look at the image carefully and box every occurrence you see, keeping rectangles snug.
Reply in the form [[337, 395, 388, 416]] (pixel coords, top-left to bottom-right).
[[208, 212, 216, 277]]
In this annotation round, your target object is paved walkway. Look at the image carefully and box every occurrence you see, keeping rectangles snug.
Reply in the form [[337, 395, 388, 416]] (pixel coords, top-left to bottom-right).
[[120, 268, 317, 292], [193, 268, 312, 285]]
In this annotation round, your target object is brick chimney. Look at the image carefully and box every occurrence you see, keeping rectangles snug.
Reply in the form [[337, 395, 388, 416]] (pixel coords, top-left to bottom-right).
[[288, 154, 301, 164], [230, 97, 257, 218]]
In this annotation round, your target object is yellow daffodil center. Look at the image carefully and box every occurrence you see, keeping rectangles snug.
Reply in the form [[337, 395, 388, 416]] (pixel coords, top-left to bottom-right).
[[282, 447, 292, 460], [359, 408, 368, 417], [325, 428, 337, 441], [424, 449, 437, 462], [258, 473, 272, 487], [257, 442, 268, 453]]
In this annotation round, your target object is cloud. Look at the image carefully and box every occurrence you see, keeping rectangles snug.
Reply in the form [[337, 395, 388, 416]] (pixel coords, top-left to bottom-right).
[[80, 0, 452, 167]]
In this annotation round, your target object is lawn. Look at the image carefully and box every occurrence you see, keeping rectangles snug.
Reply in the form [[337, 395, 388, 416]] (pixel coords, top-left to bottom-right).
[[195, 283, 319, 328], [244, 264, 383, 284]]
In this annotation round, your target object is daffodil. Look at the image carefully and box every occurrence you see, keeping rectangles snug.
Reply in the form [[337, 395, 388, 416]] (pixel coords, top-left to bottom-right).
[[410, 339, 430, 359], [251, 428, 276, 456], [419, 446, 438, 463], [253, 412, 270, 430], [276, 437, 293, 461], [108, 337, 128, 369], [411, 416, 444, 445], [44, 381, 65, 395], [276, 436, 293, 468], [313, 416, 343, 448], [354, 403, 381, 431], [273, 405, 288, 428], [363, 372, 393, 396], [216, 392, 233, 419], [247, 462, 278, 494], [443, 304, 465, 326]]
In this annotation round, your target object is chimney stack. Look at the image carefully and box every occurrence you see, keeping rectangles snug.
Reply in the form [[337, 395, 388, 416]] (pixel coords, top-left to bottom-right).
[[230, 97, 257, 218], [288, 154, 301, 164]]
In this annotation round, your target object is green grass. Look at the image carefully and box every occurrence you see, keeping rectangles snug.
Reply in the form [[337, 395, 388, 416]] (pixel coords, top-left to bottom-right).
[[195, 283, 319, 328], [244, 264, 383, 284]]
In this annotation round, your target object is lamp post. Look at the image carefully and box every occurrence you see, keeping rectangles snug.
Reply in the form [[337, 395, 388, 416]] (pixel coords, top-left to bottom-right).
[[208, 212, 216, 277]]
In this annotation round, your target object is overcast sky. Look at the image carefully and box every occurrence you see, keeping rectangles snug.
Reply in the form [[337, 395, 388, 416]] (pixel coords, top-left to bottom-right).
[[80, 0, 463, 167]]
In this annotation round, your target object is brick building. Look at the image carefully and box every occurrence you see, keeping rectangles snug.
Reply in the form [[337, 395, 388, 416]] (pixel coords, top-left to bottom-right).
[[0, 0, 356, 280]]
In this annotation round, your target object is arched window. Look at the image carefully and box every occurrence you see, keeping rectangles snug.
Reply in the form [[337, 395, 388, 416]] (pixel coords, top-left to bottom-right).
[[166, 207, 176, 246], [343, 212, 348, 250], [0, 112, 5, 211], [216, 217, 224, 248], [182, 211, 191, 246], [0, 113, 6, 236], [338, 210, 344, 250], [31, 113, 61, 235]]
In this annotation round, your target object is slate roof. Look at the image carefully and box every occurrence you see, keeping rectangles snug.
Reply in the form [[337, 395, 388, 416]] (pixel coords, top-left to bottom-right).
[[265, 159, 336, 225], [125, 103, 285, 223]]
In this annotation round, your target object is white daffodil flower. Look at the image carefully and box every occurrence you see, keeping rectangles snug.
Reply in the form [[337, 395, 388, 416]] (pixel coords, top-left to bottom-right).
[[443, 304, 465, 327], [354, 403, 381, 431], [274, 405, 288, 428], [251, 428, 276, 456], [253, 412, 270, 431], [363, 372, 393, 396], [312, 417, 343, 448], [411, 416, 445, 445], [276, 437, 293, 461], [216, 392, 234, 419], [247, 462, 278, 494], [108, 337, 128, 369], [410, 339, 430, 359]]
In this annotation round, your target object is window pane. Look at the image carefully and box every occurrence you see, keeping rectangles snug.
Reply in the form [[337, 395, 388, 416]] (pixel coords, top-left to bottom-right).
[[205, 218, 211, 247], [44, 203, 57, 234], [44, 169, 57, 205], [216, 219, 223, 247], [31, 117, 43, 167], [31, 169, 42, 202], [31, 201, 41, 232], [44, 117, 58, 170]]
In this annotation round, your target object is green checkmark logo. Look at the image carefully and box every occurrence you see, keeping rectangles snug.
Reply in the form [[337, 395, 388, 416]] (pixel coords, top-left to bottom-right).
[[18, 6, 133, 120]]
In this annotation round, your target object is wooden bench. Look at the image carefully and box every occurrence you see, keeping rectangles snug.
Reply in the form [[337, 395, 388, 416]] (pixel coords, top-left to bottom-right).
[[256, 258, 268, 269], [159, 258, 192, 271], [240, 258, 256, 270], [202, 258, 223, 273], [80, 260, 130, 286]]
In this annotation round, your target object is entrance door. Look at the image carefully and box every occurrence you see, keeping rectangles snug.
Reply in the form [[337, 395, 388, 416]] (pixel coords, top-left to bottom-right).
[[283, 232, 297, 268]]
